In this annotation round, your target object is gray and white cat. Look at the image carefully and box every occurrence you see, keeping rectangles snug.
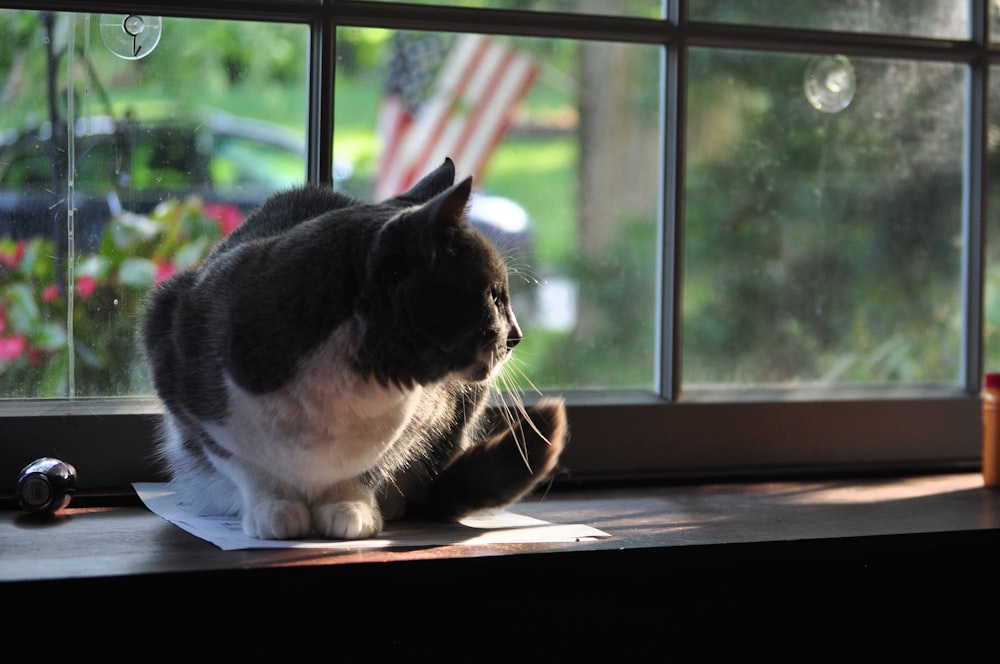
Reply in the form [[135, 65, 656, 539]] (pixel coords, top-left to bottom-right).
[[139, 158, 567, 540]]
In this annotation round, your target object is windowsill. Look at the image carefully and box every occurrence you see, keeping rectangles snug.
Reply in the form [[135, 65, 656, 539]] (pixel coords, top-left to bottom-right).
[[4, 472, 1000, 645]]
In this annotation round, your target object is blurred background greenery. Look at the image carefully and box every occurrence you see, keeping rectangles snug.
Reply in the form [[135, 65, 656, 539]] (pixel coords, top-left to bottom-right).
[[0, 4, 995, 399]]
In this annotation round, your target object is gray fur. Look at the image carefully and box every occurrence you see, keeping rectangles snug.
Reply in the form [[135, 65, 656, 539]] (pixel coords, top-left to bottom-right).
[[139, 158, 566, 539]]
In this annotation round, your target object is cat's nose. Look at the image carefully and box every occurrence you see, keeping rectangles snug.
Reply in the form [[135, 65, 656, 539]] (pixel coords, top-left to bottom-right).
[[506, 323, 522, 350]]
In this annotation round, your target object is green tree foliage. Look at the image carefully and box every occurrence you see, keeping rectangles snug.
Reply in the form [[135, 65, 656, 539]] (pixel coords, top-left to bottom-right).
[[683, 48, 964, 384]]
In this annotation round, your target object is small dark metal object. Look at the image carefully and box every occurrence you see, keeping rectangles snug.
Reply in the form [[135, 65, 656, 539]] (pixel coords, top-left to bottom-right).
[[16, 457, 77, 514]]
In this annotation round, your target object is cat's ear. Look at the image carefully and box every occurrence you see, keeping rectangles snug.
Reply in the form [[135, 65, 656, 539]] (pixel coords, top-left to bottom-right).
[[418, 174, 473, 261], [394, 157, 456, 203]]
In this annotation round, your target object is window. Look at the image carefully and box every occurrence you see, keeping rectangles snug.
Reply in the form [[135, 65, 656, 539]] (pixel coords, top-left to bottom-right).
[[0, 1, 993, 492]]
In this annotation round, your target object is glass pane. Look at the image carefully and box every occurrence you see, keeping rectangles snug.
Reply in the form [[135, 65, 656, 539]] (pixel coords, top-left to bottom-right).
[[0, 11, 308, 397], [692, 1, 969, 39], [992, 1, 1000, 43], [683, 49, 965, 388], [334, 29, 661, 390], [984, 66, 1000, 371], [359, 0, 663, 18]]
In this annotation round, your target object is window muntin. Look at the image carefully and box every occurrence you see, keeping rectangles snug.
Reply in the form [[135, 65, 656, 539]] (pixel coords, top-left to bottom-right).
[[0, 1, 992, 488], [0, 13, 663, 397]]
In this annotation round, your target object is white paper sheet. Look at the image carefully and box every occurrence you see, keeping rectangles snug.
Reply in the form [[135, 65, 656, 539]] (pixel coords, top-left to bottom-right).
[[133, 482, 611, 551]]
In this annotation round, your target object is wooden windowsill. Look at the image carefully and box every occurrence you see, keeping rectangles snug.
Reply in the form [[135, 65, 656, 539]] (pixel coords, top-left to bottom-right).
[[4, 472, 999, 650]]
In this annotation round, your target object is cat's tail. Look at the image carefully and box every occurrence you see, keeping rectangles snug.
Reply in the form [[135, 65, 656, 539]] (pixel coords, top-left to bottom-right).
[[421, 397, 569, 519]]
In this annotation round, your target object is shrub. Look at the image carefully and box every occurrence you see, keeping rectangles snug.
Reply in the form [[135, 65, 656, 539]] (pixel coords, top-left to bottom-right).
[[0, 197, 239, 397]]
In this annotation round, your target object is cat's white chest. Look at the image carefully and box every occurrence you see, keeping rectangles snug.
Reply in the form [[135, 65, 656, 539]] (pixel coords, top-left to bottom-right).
[[209, 326, 420, 491]]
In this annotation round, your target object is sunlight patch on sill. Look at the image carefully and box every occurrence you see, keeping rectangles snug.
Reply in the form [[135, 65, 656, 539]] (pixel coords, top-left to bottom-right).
[[771, 473, 984, 505]]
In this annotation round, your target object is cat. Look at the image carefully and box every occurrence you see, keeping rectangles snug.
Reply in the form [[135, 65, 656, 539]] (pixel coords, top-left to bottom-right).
[[139, 157, 567, 540]]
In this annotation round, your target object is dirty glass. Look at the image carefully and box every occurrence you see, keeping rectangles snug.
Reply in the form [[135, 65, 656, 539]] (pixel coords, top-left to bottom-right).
[[0, 11, 308, 397], [691, 0, 969, 39], [359, 0, 663, 18], [683, 48, 965, 387], [334, 29, 662, 390]]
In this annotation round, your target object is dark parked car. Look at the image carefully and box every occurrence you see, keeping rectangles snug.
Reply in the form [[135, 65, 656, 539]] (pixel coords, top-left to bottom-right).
[[0, 113, 310, 251], [0, 112, 534, 263]]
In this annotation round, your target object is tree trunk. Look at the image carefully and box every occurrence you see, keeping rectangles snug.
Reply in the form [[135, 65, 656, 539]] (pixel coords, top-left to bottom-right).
[[577, 40, 659, 255]]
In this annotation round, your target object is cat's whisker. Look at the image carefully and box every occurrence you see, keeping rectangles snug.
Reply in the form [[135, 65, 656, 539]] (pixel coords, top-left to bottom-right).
[[495, 380, 532, 472], [492, 370, 519, 425], [508, 267, 539, 286], [501, 253, 541, 287], [498, 359, 555, 461], [537, 469, 557, 501], [508, 358, 543, 396], [499, 363, 557, 451]]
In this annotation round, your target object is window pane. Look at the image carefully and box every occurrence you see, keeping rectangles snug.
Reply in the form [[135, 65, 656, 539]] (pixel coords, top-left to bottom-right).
[[0, 11, 308, 398], [692, 1, 969, 40], [992, 2, 1000, 43], [359, 0, 663, 18], [334, 29, 661, 390], [984, 65, 1000, 371], [683, 49, 965, 388]]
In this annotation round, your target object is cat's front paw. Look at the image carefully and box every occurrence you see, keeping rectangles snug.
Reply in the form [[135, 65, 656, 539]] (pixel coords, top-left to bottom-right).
[[243, 499, 311, 539], [313, 501, 383, 539]]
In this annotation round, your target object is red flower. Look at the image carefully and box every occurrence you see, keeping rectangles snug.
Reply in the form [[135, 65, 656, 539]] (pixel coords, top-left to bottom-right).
[[76, 275, 98, 299], [27, 346, 48, 366], [0, 335, 26, 361], [0, 240, 25, 268], [0, 305, 5, 334], [155, 262, 178, 285], [204, 203, 244, 236], [42, 284, 59, 302]]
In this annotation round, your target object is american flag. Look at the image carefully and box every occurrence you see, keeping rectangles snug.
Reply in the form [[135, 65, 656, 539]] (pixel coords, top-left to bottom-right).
[[374, 32, 539, 200]]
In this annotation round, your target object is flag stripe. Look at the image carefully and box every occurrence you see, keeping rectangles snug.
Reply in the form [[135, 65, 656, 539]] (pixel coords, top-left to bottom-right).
[[450, 42, 518, 169], [402, 34, 491, 190], [453, 49, 537, 181], [374, 33, 538, 198], [413, 37, 509, 181], [378, 35, 488, 198], [374, 96, 413, 199]]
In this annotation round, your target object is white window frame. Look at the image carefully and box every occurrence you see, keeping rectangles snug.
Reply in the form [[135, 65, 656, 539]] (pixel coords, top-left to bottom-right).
[[0, 0, 988, 493]]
